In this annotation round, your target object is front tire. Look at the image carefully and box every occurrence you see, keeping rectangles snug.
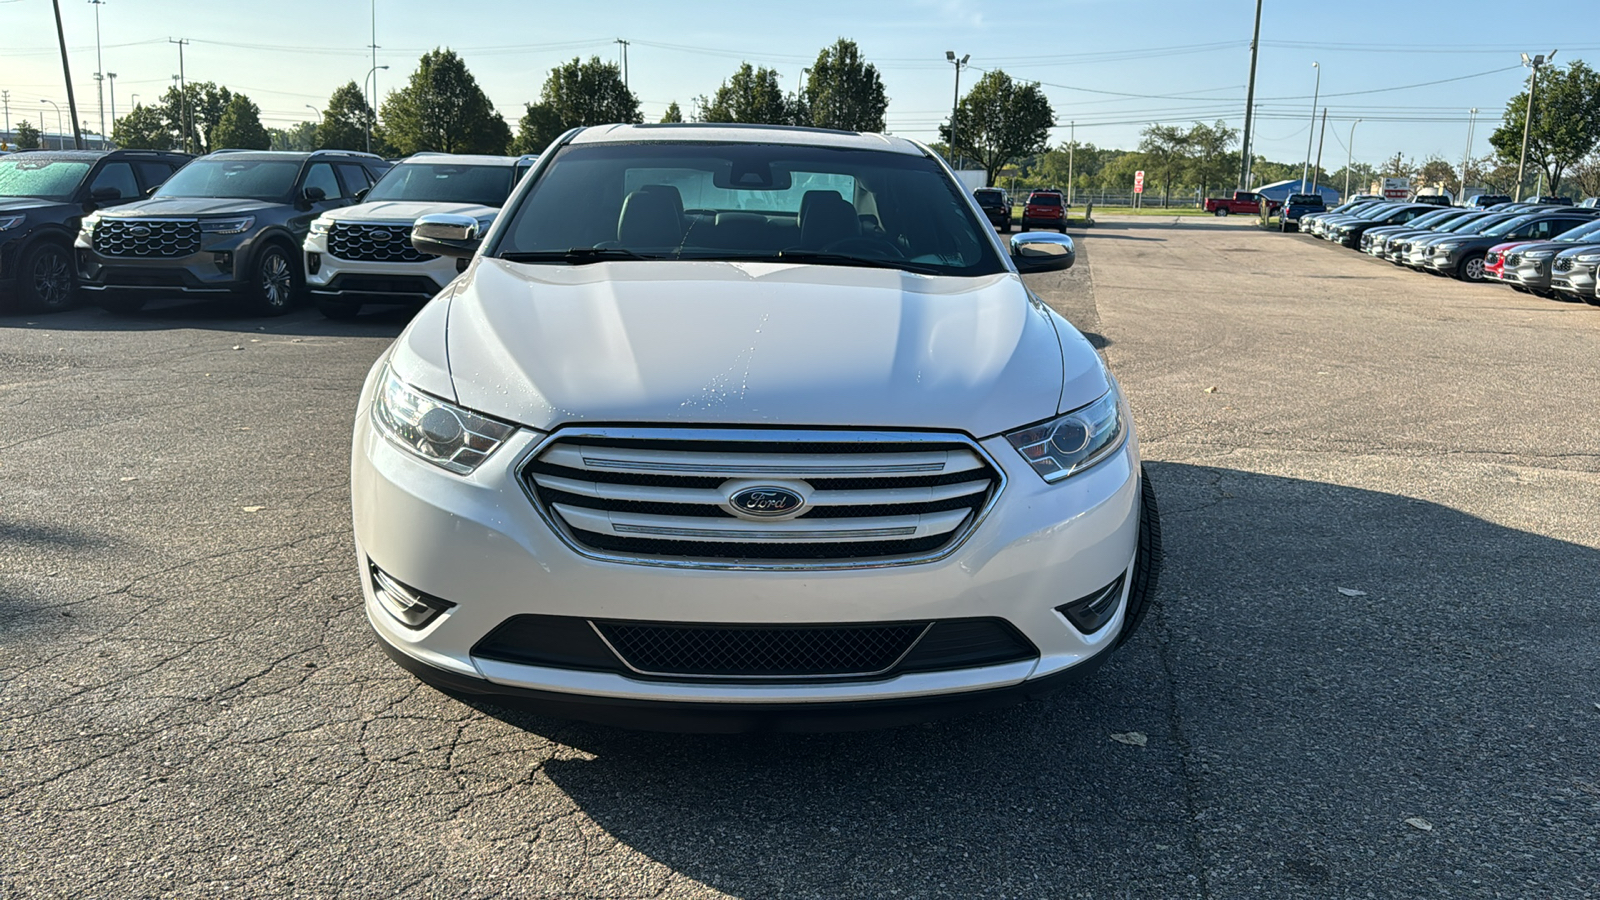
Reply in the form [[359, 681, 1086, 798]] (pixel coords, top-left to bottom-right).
[[1115, 469, 1163, 648], [19, 241, 77, 312], [248, 244, 300, 317], [1457, 253, 1487, 282]]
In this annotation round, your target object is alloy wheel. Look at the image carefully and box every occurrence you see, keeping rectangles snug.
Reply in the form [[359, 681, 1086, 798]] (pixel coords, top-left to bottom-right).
[[260, 251, 293, 308], [31, 247, 74, 309], [1463, 257, 1485, 281]]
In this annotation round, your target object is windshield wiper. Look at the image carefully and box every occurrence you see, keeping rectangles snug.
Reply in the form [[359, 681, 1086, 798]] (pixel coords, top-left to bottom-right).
[[499, 247, 655, 265]]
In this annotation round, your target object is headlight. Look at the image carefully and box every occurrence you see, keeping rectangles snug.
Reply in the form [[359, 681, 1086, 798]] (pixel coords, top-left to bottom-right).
[[372, 366, 515, 474], [1523, 249, 1555, 259], [1435, 242, 1462, 251], [0, 214, 24, 232], [308, 218, 333, 236], [198, 216, 254, 235], [1006, 388, 1125, 482], [1575, 253, 1600, 263]]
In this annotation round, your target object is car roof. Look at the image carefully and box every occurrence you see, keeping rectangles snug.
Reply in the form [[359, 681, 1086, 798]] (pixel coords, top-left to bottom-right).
[[568, 123, 925, 156], [401, 153, 528, 166]]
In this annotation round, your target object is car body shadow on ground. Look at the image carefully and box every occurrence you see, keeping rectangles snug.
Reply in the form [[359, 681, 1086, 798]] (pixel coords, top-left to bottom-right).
[[0, 298, 416, 338]]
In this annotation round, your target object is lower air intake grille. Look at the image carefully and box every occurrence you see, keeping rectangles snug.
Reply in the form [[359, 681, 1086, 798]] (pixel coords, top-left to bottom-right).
[[597, 622, 927, 678]]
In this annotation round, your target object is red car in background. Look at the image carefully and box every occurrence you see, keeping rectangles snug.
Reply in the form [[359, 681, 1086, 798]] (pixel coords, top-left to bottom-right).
[[1022, 190, 1067, 232], [1483, 240, 1540, 282]]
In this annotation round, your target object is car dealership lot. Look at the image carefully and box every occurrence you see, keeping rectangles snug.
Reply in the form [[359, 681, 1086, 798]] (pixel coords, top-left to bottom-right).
[[3, 216, 1597, 897]]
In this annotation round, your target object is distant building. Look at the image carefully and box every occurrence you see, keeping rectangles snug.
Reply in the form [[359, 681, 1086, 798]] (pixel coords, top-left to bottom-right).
[[1255, 179, 1342, 204]]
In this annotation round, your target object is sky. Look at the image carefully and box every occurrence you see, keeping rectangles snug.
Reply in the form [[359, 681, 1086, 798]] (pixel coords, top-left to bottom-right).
[[1, 0, 1593, 175]]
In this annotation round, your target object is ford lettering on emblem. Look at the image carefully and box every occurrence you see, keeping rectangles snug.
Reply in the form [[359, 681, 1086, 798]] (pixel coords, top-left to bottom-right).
[[129, 225, 151, 237], [728, 486, 804, 518], [369, 229, 392, 243]]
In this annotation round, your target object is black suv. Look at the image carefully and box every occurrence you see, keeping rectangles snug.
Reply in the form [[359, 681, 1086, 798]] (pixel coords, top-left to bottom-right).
[[973, 187, 1012, 232], [0, 148, 191, 312], [1467, 194, 1513, 209], [77, 149, 391, 315]]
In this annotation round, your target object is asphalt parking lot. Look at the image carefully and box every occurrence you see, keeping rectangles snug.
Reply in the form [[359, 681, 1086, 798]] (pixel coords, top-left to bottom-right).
[[3, 216, 1597, 898]]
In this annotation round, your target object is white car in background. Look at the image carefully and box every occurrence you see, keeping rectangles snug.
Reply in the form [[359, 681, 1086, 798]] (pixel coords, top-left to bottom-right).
[[352, 124, 1159, 732], [304, 152, 536, 319]]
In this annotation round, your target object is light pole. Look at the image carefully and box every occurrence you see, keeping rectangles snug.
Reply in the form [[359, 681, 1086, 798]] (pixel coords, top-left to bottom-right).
[[1514, 50, 1556, 201], [363, 64, 388, 154], [1067, 120, 1075, 206], [945, 50, 970, 171], [1343, 118, 1361, 201], [1459, 108, 1477, 202], [1237, 0, 1263, 190], [106, 73, 117, 133], [41, 99, 64, 149], [1300, 61, 1320, 193], [89, 0, 106, 141]]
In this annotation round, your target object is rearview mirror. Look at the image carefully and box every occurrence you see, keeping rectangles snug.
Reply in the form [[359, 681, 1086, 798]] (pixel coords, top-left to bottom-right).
[[1010, 232, 1075, 273], [412, 213, 481, 259]]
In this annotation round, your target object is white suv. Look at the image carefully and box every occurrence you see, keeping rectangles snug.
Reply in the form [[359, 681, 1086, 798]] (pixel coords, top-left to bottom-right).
[[352, 124, 1159, 731], [304, 153, 535, 319]]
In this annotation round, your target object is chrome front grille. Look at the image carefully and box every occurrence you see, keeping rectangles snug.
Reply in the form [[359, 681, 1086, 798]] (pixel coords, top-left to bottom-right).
[[328, 222, 435, 263], [1554, 257, 1574, 272], [523, 430, 1002, 568], [93, 219, 199, 258], [1505, 254, 1521, 266]]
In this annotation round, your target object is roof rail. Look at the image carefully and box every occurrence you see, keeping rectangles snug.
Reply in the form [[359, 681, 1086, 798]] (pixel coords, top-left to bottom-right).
[[309, 149, 383, 159]]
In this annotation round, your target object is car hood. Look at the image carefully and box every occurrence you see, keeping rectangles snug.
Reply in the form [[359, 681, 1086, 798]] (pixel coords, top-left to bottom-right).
[[0, 197, 63, 214], [422, 259, 1103, 436], [1554, 243, 1600, 258], [321, 200, 499, 224], [101, 197, 286, 217], [1509, 239, 1600, 255]]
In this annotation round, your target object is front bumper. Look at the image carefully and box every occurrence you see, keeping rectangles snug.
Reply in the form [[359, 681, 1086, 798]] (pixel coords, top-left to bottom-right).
[[1550, 264, 1598, 297], [75, 231, 258, 294], [304, 232, 458, 304], [1494, 259, 1553, 289], [352, 365, 1143, 727]]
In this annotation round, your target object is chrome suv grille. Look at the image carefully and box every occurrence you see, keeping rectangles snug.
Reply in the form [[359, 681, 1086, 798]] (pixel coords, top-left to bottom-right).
[[1554, 257, 1574, 272], [93, 219, 199, 258], [327, 222, 436, 263], [523, 430, 1003, 568], [1505, 254, 1521, 266]]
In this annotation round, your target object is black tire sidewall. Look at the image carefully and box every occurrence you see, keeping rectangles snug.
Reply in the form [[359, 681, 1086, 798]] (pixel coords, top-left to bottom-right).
[[20, 241, 76, 312], [1116, 469, 1163, 648]]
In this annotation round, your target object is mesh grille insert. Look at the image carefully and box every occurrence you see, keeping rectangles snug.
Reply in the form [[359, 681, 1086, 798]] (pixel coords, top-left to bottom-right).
[[596, 622, 927, 677], [328, 222, 436, 263]]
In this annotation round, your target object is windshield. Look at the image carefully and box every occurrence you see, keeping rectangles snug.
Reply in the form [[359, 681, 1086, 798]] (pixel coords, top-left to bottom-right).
[[1028, 194, 1061, 207], [1354, 204, 1397, 219], [155, 158, 300, 201], [1439, 213, 1489, 232], [1484, 215, 1547, 237], [1287, 194, 1323, 205], [495, 141, 1003, 276], [1554, 219, 1600, 241], [1405, 209, 1461, 228], [0, 158, 91, 200], [366, 162, 515, 206]]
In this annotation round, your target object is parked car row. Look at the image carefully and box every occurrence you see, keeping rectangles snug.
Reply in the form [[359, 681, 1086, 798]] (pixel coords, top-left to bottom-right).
[[1295, 197, 1600, 304], [0, 146, 537, 318]]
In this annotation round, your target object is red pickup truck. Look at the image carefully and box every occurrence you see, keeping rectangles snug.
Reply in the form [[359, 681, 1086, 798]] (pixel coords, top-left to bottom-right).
[[1204, 191, 1280, 217]]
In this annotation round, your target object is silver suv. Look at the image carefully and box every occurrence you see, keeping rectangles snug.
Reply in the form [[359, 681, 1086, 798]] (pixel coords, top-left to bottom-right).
[[77, 149, 390, 315]]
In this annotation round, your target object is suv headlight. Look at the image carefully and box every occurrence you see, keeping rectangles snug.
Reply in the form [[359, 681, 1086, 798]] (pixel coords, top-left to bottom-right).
[[1523, 249, 1555, 259], [1006, 387, 1126, 482], [1435, 242, 1462, 251], [308, 217, 333, 236], [198, 216, 254, 235], [1575, 253, 1600, 264], [372, 366, 516, 474], [0, 214, 24, 232]]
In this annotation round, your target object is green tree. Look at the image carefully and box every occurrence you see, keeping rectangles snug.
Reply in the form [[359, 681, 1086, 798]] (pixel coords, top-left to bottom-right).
[[1568, 149, 1600, 199], [212, 94, 271, 150], [269, 121, 318, 152], [801, 39, 887, 132], [938, 70, 1054, 185], [108, 105, 171, 150], [1416, 154, 1457, 190], [512, 56, 640, 154], [317, 81, 379, 152], [698, 63, 797, 125], [1138, 123, 1190, 205], [1488, 60, 1600, 196], [159, 81, 235, 154], [1380, 152, 1414, 179], [1184, 120, 1238, 201], [14, 119, 41, 150], [659, 101, 683, 124], [382, 48, 511, 155], [1330, 161, 1377, 197]]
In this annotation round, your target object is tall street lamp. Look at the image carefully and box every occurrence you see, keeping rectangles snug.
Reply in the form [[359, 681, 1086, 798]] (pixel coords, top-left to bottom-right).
[[1300, 62, 1320, 192], [364, 64, 388, 154], [41, 99, 64, 149], [106, 73, 117, 134], [89, 0, 106, 141], [1343, 118, 1361, 200], [1514, 50, 1556, 201], [945, 50, 970, 171]]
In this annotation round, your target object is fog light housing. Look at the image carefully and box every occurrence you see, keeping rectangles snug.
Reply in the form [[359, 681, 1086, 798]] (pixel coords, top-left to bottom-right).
[[307, 252, 321, 275], [1056, 573, 1126, 635], [213, 251, 233, 274], [370, 562, 454, 629]]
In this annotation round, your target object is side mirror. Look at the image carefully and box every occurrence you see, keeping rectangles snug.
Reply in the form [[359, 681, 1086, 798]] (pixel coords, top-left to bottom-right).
[[354, 187, 370, 202], [1010, 232, 1075, 273], [412, 214, 481, 259], [84, 185, 122, 210]]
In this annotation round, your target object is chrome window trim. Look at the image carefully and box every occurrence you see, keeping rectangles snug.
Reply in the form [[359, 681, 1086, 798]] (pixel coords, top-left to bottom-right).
[[513, 425, 1009, 572]]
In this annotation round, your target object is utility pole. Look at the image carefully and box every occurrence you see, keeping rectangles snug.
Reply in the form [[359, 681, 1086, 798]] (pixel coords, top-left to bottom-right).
[[1067, 120, 1075, 207], [945, 51, 970, 170], [1237, 0, 1262, 190], [1514, 50, 1556, 201], [1311, 108, 1328, 195], [1300, 62, 1320, 193], [106, 73, 117, 133], [1459, 108, 1477, 201], [169, 38, 190, 153], [89, 0, 106, 142], [51, 0, 85, 149], [1344, 118, 1361, 200], [368, 0, 379, 130], [1, 91, 10, 146], [616, 39, 630, 91]]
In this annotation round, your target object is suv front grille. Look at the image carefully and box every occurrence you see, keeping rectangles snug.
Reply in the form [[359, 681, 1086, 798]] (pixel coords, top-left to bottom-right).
[[1554, 257, 1574, 272], [1505, 254, 1521, 266], [328, 222, 436, 263], [93, 219, 199, 258], [523, 430, 1002, 568]]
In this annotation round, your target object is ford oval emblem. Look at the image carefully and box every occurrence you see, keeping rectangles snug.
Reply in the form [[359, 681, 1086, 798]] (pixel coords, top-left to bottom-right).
[[369, 229, 392, 242], [728, 486, 804, 518], [129, 225, 151, 237]]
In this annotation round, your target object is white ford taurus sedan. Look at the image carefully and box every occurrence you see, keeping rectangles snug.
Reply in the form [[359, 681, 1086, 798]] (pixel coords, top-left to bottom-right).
[[351, 123, 1159, 731]]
